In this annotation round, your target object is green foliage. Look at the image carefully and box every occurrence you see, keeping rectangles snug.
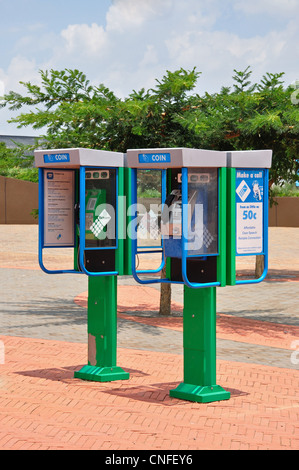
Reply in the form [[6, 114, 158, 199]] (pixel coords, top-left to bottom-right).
[[271, 183, 299, 197], [30, 208, 39, 219], [0, 142, 38, 182], [137, 169, 162, 199], [1, 66, 298, 189], [176, 69, 299, 190], [232, 66, 257, 93], [137, 187, 161, 199]]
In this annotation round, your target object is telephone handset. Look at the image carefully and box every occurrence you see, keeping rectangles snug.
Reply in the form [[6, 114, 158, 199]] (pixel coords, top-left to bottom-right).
[[161, 190, 181, 237], [161, 189, 198, 237], [74, 190, 105, 236], [85, 189, 107, 242], [163, 189, 181, 210]]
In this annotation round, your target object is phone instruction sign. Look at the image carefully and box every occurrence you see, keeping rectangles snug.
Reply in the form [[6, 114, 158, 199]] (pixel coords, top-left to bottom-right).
[[236, 169, 264, 255], [44, 170, 75, 247]]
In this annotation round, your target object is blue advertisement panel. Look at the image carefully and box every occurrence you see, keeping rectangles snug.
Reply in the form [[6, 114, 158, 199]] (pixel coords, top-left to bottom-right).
[[235, 169, 265, 255]]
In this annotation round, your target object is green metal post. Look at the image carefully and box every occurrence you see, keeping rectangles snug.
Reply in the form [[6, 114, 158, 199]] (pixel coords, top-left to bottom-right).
[[123, 167, 132, 276], [74, 275, 129, 382], [170, 286, 230, 403], [169, 166, 230, 403], [217, 167, 227, 287], [226, 168, 236, 286]]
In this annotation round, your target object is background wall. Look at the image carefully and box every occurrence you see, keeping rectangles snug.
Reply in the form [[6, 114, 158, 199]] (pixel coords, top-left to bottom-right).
[[269, 197, 299, 228], [0, 176, 298, 226], [0, 176, 38, 224]]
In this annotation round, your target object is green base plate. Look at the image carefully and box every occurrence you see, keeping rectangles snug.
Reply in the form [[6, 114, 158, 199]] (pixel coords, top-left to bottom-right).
[[74, 365, 130, 383], [170, 383, 230, 403]]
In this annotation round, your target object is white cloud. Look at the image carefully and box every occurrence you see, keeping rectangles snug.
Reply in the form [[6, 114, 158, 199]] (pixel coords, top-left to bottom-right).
[[4, 56, 40, 91], [139, 45, 159, 67], [106, 0, 173, 32], [165, 17, 298, 92], [234, 0, 299, 16], [61, 23, 107, 57], [1, 0, 298, 136], [0, 56, 42, 135], [0, 79, 5, 97]]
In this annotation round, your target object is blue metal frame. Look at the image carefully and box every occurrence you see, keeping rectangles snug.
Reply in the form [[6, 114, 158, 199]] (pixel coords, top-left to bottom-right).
[[131, 166, 221, 289], [38, 168, 81, 275], [185, 168, 220, 258], [181, 167, 220, 289], [235, 168, 269, 285], [131, 168, 169, 283], [38, 166, 120, 276], [78, 166, 118, 276], [133, 168, 166, 276]]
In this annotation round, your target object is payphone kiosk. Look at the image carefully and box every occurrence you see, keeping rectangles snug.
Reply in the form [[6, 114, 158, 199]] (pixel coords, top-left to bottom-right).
[[34, 148, 128, 277], [34, 146, 273, 401], [126, 148, 230, 403], [34, 147, 130, 383], [226, 150, 272, 286], [126, 148, 227, 289]]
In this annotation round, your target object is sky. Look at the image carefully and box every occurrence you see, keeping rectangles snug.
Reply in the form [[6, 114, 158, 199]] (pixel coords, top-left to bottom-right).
[[0, 0, 298, 136]]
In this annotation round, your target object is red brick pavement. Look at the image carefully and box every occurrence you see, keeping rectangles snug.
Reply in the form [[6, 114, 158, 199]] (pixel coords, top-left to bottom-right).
[[0, 226, 298, 450], [0, 335, 298, 450], [75, 286, 299, 351]]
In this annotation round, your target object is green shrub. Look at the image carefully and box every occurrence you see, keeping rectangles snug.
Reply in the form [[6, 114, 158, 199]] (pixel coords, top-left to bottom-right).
[[1, 167, 38, 182], [0, 142, 38, 183], [271, 183, 299, 197]]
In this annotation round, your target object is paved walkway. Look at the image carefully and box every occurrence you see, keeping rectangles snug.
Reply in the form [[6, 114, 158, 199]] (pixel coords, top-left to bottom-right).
[[0, 225, 298, 450]]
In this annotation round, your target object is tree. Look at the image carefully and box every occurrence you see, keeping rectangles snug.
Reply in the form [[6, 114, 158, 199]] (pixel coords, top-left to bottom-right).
[[1, 67, 202, 315], [176, 68, 299, 190], [0, 68, 200, 150], [0, 142, 38, 182], [1, 66, 298, 300], [176, 68, 298, 278], [2, 66, 298, 187]]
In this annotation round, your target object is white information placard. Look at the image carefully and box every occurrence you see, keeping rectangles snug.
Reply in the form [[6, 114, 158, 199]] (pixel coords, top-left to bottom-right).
[[236, 169, 264, 255], [44, 170, 75, 247]]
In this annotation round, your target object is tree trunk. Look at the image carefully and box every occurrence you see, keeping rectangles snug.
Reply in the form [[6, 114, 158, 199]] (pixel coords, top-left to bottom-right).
[[255, 255, 264, 278], [159, 264, 171, 316]]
